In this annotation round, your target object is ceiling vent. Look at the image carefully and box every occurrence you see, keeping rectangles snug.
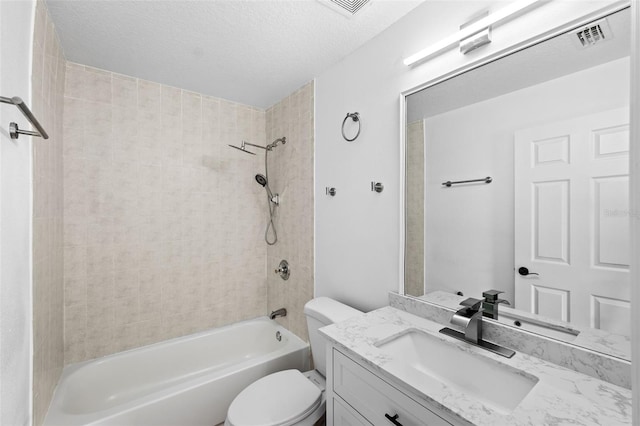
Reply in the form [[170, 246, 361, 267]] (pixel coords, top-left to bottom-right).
[[573, 18, 613, 48], [318, 0, 372, 17]]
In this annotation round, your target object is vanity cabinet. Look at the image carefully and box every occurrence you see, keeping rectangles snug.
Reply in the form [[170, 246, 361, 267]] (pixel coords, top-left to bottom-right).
[[327, 347, 459, 426], [332, 397, 370, 426]]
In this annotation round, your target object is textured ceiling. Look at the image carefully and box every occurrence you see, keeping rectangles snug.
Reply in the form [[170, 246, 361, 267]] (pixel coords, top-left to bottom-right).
[[46, 0, 425, 108]]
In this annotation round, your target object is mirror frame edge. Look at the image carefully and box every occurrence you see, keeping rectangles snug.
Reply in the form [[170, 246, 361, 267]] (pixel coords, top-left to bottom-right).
[[398, 1, 633, 346], [629, 0, 639, 422], [399, 1, 632, 295]]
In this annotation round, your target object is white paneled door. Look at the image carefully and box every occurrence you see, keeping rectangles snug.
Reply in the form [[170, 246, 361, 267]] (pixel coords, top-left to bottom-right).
[[514, 108, 630, 334]]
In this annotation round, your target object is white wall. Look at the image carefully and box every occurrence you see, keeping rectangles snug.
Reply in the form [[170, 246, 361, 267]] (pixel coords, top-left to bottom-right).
[[315, 0, 628, 311], [628, 1, 639, 421], [422, 58, 629, 304], [0, 1, 36, 424]]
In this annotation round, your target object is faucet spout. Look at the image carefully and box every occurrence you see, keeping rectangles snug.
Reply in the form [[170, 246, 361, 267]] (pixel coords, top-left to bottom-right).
[[481, 289, 511, 320], [269, 308, 287, 320], [440, 295, 516, 358], [450, 298, 483, 343]]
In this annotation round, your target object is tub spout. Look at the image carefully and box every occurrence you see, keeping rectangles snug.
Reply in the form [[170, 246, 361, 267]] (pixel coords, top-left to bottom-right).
[[269, 308, 287, 320]]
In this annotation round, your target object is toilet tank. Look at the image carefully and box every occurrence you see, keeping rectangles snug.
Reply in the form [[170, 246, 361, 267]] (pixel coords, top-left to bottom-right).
[[303, 297, 362, 377]]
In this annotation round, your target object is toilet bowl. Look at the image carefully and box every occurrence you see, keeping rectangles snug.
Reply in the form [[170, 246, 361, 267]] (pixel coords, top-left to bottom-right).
[[225, 370, 325, 426], [224, 298, 362, 426]]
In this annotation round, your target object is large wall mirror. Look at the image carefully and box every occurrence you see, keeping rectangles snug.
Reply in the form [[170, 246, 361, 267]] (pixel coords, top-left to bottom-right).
[[403, 6, 630, 360]]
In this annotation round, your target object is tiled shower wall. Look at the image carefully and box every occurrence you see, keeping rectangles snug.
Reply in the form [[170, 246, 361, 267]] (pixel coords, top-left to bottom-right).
[[63, 64, 269, 363], [405, 120, 424, 297], [32, 2, 66, 424], [265, 82, 315, 341]]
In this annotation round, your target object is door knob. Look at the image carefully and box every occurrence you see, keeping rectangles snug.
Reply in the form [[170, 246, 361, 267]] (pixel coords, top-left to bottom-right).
[[518, 267, 539, 276], [384, 413, 403, 426]]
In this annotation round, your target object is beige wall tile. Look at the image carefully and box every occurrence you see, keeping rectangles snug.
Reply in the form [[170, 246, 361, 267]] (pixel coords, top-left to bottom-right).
[[32, 8, 66, 419], [63, 65, 273, 364], [405, 120, 425, 297], [265, 81, 315, 343], [31, 5, 65, 425]]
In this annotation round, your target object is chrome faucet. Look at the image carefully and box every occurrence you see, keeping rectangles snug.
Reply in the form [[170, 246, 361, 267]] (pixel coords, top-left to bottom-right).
[[481, 289, 511, 320], [269, 308, 287, 320], [440, 296, 516, 358], [450, 298, 483, 343]]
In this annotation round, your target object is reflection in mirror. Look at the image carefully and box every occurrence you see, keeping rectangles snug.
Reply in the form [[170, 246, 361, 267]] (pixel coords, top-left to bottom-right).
[[404, 7, 630, 360]]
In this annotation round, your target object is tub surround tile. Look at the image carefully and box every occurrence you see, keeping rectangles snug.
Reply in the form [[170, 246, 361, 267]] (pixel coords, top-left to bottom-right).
[[265, 81, 314, 343], [63, 65, 314, 363], [389, 292, 631, 389], [405, 120, 425, 298], [321, 306, 631, 426], [63, 64, 270, 363], [32, 1, 66, 424]]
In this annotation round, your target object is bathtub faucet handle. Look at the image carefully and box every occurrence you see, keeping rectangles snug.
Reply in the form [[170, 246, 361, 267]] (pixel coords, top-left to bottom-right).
[[274, 260, 290, 280]]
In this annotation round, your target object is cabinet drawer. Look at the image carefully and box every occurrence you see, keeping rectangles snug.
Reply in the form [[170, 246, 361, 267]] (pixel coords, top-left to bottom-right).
[[333, 349, 451, 426], [333, 397, 372, 426]]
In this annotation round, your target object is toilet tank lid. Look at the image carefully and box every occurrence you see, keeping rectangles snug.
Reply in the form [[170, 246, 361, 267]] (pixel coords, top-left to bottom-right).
[[303, 297, 362, 325]]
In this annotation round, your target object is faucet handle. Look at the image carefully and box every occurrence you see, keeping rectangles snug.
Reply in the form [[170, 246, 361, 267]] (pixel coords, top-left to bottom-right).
[[482, 289, 504, 301], [460, 297, 482, 310]]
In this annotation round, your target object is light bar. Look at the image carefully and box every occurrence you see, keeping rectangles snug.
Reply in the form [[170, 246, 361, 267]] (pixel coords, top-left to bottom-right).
[[403, 0, 542, 66]]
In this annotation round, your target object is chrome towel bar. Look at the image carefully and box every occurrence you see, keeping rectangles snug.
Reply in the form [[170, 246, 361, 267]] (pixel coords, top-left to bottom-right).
[[442, 176, 492, 187], [0, 96, 49, 139]]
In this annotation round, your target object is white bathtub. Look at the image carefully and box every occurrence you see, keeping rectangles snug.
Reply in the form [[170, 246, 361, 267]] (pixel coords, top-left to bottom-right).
[[44, 317, 310, 426]]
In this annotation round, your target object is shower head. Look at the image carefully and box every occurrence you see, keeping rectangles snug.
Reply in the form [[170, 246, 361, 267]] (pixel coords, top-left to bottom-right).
[[228, 142, 256, 155], [255, 174, 275, 200], [255, 174, 267, 187]]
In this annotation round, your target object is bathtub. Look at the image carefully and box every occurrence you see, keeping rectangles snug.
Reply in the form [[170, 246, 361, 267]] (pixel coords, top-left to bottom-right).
[[44, 317, 310, 426]]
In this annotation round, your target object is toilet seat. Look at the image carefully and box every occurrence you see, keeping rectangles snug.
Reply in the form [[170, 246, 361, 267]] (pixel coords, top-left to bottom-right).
[[226, 369, 322, 426]]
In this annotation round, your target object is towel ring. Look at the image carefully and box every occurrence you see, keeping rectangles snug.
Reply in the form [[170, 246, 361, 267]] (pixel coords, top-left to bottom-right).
[[342, 112, 361, 142]]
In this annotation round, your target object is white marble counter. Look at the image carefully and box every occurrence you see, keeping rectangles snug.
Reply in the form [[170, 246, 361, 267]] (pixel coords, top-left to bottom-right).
[[390, 292, 631, 389], [419, 291, 631, 360], [320, 306, 632, 426]]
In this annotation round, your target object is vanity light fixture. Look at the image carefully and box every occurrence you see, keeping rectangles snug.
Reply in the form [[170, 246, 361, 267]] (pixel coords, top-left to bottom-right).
[[403, 0, 542, 66]]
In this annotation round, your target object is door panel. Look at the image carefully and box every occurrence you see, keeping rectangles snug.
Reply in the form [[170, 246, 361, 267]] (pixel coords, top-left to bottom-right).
[[514, 108, 629, 331], [533, 180, 570, 263]]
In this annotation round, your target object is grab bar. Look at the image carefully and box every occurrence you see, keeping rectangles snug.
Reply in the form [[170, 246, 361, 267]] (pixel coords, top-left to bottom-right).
[[442, 176, 492, 187], [0, 96, 49, 140]]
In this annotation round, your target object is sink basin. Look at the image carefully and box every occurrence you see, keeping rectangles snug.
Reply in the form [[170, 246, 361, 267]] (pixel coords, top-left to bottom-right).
[[375, 329, 538, 414]]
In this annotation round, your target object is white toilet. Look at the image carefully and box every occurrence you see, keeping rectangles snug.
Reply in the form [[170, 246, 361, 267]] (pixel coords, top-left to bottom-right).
[[225, 297, 362, 426]]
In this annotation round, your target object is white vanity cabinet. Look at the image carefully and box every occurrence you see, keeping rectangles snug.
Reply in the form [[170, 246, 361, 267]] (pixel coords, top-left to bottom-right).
[[326, 347, 462, 426]]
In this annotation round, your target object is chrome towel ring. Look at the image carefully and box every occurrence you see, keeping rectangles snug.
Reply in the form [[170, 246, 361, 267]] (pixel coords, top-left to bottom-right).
[[342, 112, 361, 142]]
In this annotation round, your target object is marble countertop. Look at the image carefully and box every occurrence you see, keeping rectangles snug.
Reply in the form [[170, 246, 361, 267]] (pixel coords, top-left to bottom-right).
[[419, 291, 631, 360], [320, 306, 632, 426]]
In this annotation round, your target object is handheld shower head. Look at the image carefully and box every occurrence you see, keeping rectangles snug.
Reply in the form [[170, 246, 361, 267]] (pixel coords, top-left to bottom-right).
[[255, 174, 267, 187], [255, 174, 276, 202]]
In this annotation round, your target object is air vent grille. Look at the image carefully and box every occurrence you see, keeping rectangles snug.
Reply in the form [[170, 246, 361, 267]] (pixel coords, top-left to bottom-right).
[[319, 0, 371, 17], [574, 19, 613, 48], [331, 0, 369, 14]]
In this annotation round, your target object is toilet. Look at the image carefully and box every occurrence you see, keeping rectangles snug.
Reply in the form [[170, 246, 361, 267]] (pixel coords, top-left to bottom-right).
[[225, 297, 362, 426]]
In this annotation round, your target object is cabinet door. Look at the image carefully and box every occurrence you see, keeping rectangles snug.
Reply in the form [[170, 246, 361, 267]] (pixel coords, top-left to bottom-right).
[[333, 397, 372, 426], [333, 350, 451, 426]]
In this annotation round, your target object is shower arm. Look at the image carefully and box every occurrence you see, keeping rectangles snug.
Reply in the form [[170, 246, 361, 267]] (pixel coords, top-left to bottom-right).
[[243, 137, 287, 151], [241, 140, 268, 151]]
